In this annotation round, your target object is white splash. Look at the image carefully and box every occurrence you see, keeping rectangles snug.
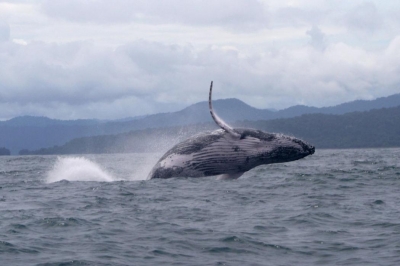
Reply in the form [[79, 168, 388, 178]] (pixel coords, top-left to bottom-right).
[[46, 157, 115, 183]]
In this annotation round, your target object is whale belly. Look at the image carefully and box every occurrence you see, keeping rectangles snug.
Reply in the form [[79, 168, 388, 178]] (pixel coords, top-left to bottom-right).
[[148, 130, 262, 179]]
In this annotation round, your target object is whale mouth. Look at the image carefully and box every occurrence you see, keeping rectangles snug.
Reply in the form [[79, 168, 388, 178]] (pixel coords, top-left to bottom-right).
[[309, 146, 315, 155]]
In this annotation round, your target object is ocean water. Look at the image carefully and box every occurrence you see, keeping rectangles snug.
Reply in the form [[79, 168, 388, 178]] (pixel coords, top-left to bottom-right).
[[1, 149, 400, 266]]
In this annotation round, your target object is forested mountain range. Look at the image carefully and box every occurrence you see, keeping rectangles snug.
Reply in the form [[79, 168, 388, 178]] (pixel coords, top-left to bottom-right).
[[1, 92, 400, 154], [21, 105, 400, 155]]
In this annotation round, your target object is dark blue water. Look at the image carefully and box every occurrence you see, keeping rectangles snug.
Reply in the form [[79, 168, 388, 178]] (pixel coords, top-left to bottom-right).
[[1, 149, 400, 265]]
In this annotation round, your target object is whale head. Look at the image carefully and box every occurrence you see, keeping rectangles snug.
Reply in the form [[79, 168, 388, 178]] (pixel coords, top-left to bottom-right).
[[230, 128, 314, 167]]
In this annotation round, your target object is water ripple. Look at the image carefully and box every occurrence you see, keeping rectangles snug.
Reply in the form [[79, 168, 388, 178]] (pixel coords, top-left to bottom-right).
[[1, 150, 400, 265]]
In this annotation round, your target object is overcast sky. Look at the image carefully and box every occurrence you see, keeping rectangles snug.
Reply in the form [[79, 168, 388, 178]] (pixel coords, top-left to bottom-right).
[[1, 0, 400, 120]]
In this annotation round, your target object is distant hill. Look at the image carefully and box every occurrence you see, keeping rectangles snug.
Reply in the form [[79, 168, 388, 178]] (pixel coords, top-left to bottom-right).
[[21, 106, 400, 155], [277, 93, 400, 118], [240, 106, 400, 149], [1, 116, 104, 127], [130, 92, 400, 125], [2, 92, 400, 154], [0, 147, 11, 156]]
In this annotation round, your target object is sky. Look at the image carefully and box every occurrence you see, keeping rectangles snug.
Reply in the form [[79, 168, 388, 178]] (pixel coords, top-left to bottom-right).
[[0, 0, 400, 120]]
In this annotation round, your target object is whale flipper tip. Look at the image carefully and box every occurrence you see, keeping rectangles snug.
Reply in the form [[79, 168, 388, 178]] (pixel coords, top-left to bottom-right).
[[208, 81, 240, 138]]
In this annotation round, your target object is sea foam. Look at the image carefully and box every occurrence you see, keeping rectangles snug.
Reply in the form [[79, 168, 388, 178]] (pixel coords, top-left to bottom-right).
[[46, 157, 114, 183]]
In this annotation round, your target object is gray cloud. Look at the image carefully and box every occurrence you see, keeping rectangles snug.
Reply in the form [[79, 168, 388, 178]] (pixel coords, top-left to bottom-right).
[[0, 20, 10, 42], [270, 1, 388, 38], [41, 0, 268, 31], [306, 25, 326, 50], [1, 1, 400, 120], [1, 36, 400, 120], [273, 6, 325, 28], [345, 2, 383, 33]]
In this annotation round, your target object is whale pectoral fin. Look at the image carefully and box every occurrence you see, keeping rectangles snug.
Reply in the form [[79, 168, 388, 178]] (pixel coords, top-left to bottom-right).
[[208, 81, 240, 138], [217, 172, 244, 180]]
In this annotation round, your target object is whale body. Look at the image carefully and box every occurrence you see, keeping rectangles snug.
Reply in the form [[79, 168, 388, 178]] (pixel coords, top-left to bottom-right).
[[147, 82, 315, 179]]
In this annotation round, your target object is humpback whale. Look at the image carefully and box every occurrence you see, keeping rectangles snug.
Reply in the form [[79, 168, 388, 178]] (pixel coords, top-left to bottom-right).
[[148, 81, 315, 179]]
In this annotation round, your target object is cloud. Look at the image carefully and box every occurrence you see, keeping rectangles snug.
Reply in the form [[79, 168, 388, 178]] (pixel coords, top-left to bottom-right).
[[306, 25, 326, 50], [0, 40, 195, 119], [41, 0, 268, 31], [273, 6, 325, 28], [0, 20, 10, 42], [345, 2, 383, 33], [1, 35, 400, 120], [1, 1, 400, 120]]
